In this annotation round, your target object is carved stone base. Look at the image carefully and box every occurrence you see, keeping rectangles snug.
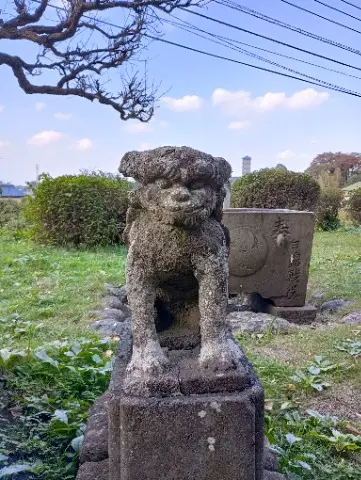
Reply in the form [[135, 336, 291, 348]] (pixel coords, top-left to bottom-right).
[[267, 304, 317, 324], [107, 335, 264, 480], [76, 329, 286, 480]]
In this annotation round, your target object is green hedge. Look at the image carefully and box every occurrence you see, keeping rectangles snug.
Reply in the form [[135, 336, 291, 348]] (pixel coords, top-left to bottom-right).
[[230, 168, 320, 211], [0, 199, 25, 229], [348, 187, 361, 224], [25, 173, 130, 247]]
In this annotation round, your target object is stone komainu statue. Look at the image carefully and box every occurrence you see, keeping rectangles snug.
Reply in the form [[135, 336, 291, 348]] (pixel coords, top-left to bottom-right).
[[119, 146, 239, 379]]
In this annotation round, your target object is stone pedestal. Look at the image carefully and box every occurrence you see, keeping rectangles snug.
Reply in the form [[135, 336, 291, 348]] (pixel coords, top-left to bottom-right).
[[223, 208, 317, 323], [108, 338, 264, 480]]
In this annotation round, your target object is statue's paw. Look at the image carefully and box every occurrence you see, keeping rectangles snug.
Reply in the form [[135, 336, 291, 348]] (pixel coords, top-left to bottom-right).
[[127, 343, 169, 376], [199, 340, 239, 372]]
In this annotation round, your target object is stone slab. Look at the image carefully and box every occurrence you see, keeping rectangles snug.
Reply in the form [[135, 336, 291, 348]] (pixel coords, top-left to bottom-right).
[[109, 388, 264, 480], [76, 459, 109, 480], [267, 304, 317, 324], [223, 208, 315, 307]]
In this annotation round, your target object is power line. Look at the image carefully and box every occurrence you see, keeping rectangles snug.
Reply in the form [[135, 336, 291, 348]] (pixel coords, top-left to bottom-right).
[[182, 8, 361, 73], [20, 1, 361, 98], [167, 14, 361, 89], [339, 0, 361, 13], [313, 0, 361, 22], [145, 34, 361, 98], [215, 0, 361, 56], [168, 13, 361, 80], [280, 0, 361, 35]]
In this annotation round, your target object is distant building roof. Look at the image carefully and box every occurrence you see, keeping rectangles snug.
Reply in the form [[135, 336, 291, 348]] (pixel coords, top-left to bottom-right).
[[342, 182, 361, 192], [0, 183, 26, 198]]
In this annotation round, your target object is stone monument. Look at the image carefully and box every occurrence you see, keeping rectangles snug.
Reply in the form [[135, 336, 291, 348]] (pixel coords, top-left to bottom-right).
[[109, 146, 265, 479], [223, 208, 317, 323], [76, 147, 285, 480]]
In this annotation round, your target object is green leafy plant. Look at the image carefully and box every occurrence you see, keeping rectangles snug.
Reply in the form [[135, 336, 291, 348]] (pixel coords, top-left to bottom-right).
[[311, 429, 361, 453], [336, 339, 361, 357], [290, 357, 338, 392], [24, 172, 130, 247], [230, 168, 320, 211]]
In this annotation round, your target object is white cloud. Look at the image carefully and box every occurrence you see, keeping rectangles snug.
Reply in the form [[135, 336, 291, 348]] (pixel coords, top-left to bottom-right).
[[228, 120, 252, 131], [28, 130, 64, 146], [73, 138, 93, 151], [35, 102, 46, 112], [54, 112, 72, 120], [124, 122, 153, 134], [0, 140, 10, 148], [286, 89, 329, 109], [162, 95, 204, 112], [277, 150, 297, 160], [212, 88, 329, 117], [0, 105, 4, 113]]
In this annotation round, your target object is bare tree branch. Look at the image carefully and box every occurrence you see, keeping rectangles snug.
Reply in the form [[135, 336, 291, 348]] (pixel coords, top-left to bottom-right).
[[0, 0, 205, 121]]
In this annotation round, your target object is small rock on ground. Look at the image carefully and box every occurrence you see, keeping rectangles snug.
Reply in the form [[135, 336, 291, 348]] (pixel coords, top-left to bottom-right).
[[90, 319, 131, 336], [105, 283, 127, 302], [99, 308, 127, 322], [227, 311, 296, 335], [319, 299, 353, 314], [341, 311, 361, 325], [102, 295, 124, 310]]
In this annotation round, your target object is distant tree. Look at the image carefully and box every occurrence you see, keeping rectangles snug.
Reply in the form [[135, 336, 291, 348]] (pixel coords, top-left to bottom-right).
[[306, 152, 361, 186], [345, 172, 361, 187], [0, 0, 200, 121], [275, 163, 288, 171]]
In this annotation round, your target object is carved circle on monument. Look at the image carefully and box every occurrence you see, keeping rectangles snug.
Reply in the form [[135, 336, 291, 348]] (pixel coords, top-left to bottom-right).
[[228, 227, 268, 277]]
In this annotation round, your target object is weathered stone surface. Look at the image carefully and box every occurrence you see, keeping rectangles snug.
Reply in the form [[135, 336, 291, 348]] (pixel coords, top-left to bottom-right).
[[118, 146, 240, 393], [227, 311, 296, 334], [103, 295, 124, 310], [342, 311, 361, 324], [267, 304, 317, 325], [109, 389, 263, 480], [263, 471, 287, 480], [100, 308, 127, 321], [79, 392, 110, 465], [264, 438, 279, 472], [90, 318, 131, 336], [223, 208, 315, 308], [105, 283, 127, 302], [76, 459, 108, 480], [320, 299, 353, 314]]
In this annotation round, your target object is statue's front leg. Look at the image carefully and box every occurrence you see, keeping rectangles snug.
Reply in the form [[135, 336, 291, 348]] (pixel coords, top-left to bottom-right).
[[126, 252, 169, 377], [194, 249, 239, 371]]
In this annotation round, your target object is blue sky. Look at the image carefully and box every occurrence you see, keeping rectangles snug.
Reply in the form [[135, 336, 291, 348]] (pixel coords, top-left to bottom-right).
[[1, 0, 361, 184]]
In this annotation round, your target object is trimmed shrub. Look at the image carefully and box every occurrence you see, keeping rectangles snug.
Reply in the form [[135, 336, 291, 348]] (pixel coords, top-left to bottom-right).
[[315, 187, 343, 231], [348, 187, 361, 224], [25, 172, 131, 246], [230, 168, 320, 211]]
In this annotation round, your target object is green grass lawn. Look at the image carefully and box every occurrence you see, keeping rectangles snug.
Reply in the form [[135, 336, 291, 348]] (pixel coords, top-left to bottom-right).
[[1, 229, 361, 479]]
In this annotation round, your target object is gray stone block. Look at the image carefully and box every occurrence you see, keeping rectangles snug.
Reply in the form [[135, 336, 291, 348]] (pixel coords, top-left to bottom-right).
[[267, 304, 317, 325], [76, 459, 109, 480], [109, 388, 263, 480], [223, 208, 315, 308]]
